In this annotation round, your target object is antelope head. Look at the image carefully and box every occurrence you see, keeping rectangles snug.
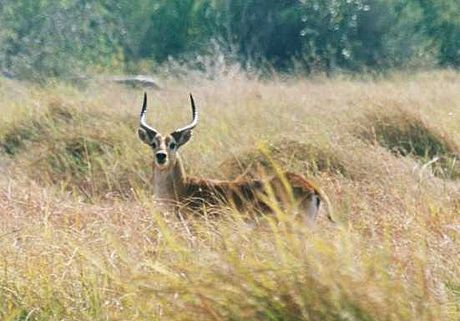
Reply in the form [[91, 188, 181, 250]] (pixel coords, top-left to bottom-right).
[[137, 93, 198, 171]]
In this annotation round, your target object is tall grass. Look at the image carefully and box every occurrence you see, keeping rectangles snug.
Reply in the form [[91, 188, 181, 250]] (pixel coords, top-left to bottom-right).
[[0, 71, 459, 320]]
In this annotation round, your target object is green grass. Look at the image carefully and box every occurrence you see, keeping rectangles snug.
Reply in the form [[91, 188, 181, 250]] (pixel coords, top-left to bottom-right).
[[0, 71, 459, 320]]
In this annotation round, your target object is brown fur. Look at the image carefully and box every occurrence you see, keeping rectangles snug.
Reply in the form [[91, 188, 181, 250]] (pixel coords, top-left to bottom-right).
[[138, 94, 334, 223], [181, 171, 334, 221], [148, 152, 334, 222]]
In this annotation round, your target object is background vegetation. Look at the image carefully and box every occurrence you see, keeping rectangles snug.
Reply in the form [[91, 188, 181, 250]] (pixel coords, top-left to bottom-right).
[[0, 0, 459, 80]]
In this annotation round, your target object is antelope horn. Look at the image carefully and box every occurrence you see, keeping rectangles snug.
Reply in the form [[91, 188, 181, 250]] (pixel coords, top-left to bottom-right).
[[139, 92, 158, 136], [172, 94, 199, 134]]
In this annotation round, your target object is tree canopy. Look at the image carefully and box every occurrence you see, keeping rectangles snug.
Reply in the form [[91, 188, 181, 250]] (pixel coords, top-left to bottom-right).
[[0, 0, 458, 79]]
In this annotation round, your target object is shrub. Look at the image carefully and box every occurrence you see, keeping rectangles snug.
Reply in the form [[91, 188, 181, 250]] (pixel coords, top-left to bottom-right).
[[357, 108, 460, 179], [220, 139, 348, 179]]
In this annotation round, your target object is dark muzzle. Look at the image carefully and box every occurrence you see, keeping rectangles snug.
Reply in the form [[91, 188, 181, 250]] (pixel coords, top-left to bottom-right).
[[156, 152, 167, 164]]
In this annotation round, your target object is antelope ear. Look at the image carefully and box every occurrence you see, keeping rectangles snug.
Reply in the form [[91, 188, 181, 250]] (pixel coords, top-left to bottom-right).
[[171, 129, 192, 148], [138, 128, 156, 145]]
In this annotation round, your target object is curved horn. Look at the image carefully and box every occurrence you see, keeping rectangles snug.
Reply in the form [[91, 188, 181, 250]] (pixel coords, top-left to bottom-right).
[[139, 92, 158, 136], [173, 94, 199, 134]]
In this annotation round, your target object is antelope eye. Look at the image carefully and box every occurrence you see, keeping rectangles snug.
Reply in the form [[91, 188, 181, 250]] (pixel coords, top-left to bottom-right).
[[169, 142, 177, 150]]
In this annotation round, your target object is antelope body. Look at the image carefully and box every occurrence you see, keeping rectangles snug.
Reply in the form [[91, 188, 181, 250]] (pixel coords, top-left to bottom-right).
[[138, 93, 334, 223]]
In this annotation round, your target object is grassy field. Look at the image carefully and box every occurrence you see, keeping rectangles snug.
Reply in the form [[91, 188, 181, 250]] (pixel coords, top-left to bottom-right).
[[0, 70, 459, 320]]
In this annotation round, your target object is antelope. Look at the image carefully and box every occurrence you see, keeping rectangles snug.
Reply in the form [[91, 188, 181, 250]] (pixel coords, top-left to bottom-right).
[[137, 93, 334, 224]]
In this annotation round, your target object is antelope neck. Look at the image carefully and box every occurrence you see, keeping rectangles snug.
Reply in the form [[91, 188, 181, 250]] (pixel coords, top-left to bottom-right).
[[153, 154, 187, 204]]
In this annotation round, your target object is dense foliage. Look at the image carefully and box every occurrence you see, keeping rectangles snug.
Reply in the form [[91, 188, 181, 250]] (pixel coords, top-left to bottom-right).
[[0, 0, 458, 79]]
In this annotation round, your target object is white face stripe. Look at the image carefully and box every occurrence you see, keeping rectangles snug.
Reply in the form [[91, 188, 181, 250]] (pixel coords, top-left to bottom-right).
[[148, 134, 180, 169], [152, 135, 177, 150]]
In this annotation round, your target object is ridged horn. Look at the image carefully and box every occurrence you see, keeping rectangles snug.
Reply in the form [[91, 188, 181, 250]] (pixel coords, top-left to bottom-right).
[[172, 93, 199, 134], [139, 92, 158, 136]]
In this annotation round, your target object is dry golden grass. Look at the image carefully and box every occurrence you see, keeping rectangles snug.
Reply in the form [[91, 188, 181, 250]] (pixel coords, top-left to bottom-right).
[[0, 70, 459, 320]]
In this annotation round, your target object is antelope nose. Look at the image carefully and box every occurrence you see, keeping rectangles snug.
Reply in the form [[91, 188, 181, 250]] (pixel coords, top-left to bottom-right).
[[156, 152, 167, 164]]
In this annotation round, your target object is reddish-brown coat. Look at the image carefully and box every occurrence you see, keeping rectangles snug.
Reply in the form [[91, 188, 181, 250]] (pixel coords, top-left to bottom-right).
[[180, 171, 329, 220]]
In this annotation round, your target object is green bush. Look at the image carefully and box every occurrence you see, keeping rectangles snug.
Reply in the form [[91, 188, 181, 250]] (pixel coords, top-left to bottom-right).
[[0, 0, 124, 80], [0, 0, 458, 79]]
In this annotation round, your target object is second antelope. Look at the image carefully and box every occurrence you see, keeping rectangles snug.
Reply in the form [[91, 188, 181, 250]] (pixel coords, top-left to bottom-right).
[[138, 93, 334, 224]]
